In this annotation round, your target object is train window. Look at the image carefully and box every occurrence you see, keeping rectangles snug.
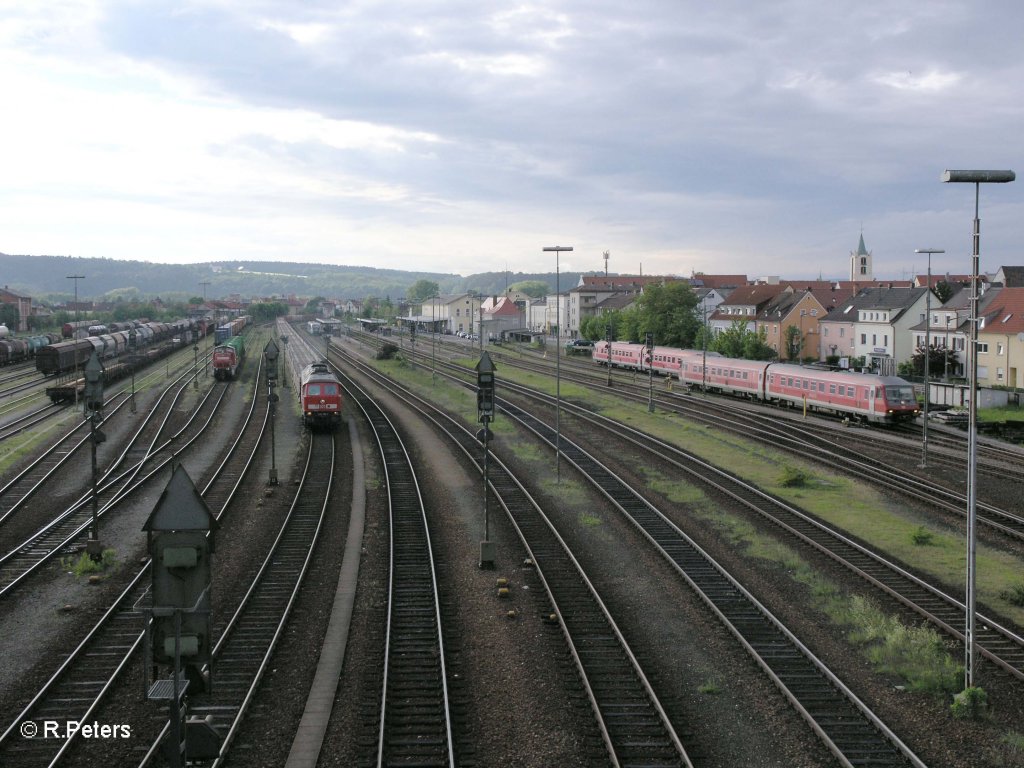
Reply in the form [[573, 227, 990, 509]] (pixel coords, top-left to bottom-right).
[[802, 380, 808, 389], [324, 384, 338, 395], [846, 386, 854, 396], [829, 384, 837, 394], [307, 384, 321, 395]]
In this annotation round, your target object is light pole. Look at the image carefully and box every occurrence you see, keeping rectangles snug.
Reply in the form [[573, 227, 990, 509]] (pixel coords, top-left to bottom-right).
[[942, 168, 1015, 690], [199, 281, 210, 303], [605, 324, 612, 387], [67, 274, 84, 406], [543, 245, 573, 483], [915, 248, 944, 468], [129, 328, 137, 413], [429, 295, 439, 384], [701, 300, 708, 395], [193, 343, 199, 390], [84, 351, 106, 561], [264, 339, 280, 486]]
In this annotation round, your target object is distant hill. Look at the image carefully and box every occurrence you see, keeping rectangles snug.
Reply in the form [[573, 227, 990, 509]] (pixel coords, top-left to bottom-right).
[[0, 254, 585, 303]]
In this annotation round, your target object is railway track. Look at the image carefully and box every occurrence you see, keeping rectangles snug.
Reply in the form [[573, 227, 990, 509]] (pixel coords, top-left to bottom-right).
[[495, 379, 1024, 682], [0, 353, 271, 767], [336, 364, 456, 768], [0, 369, 226, 598], [139, 431, 334, 767], [334, 344, 693, 767]]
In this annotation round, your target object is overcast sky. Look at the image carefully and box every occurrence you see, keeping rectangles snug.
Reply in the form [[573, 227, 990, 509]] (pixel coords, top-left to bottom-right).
[[2, 1, 1023, 280]]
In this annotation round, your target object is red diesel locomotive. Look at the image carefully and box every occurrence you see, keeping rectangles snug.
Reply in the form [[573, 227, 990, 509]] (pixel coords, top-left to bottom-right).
[[300, 362, 343, 430]]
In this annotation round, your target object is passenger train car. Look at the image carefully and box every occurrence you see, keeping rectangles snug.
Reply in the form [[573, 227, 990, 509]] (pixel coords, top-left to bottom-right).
[[593, 340, 919, 424], [299, 362, 342, 430]]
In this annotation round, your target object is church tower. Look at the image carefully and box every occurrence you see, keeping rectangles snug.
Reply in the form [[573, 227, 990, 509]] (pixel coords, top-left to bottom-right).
[[850, 232, 873, 280]]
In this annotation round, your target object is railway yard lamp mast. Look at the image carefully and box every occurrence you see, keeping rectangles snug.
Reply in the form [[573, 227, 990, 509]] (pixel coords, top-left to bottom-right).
[[942, 168, 1015, 690], [264, 339, 280, 486], [129, 327, 137, 413], [84, 351, 106, 561], [543, 245, 573, 483], [915, 248, 944, 469], [645, 332, 654, 413], [67, 274, 84, 405], [605, 324, 613, 387]]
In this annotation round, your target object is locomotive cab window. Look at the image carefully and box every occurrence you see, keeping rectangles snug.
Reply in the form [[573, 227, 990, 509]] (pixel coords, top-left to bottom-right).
[[307, 384, 321, 395]]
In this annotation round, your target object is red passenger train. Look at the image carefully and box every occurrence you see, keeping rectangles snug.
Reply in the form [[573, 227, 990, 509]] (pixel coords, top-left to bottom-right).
[[592, 341, 919, 424], [300, 362, 343, 430]]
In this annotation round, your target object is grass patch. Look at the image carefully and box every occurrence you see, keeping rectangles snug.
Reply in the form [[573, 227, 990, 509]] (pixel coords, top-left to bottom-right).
[[579, 513, 602, 527], [979, 405, 1024, 423], [698, 679, 721, 694], [62, 548, 118, 578], [1001, 731, 1024, 751], [661, 469, 964, 694], [999, 582, 1024, 607]]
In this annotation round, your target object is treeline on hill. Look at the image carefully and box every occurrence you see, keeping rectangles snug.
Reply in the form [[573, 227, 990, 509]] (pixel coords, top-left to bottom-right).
[[1, 254, 584, 305]]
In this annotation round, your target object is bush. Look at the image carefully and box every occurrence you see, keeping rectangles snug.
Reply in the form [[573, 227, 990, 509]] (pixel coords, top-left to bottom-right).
[[951, 687, 988, 720], [910, 526, 934, 546], [376, 343, 399, 360], [779, 465, 809, 488]]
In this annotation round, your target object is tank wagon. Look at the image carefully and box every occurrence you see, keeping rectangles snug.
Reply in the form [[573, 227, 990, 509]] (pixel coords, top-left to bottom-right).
[[212, 336, 246, 381], [299, 362, 342, 430], [593, 341, 919, 424]]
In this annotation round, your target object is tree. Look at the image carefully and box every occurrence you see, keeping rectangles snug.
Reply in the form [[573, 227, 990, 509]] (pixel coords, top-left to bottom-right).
[[908, 345, 958, 378], [934, 281, 956, 304], [784, 325, 802, 360], [626, 282, 699, 347], [712, 319, 775, 360], [407, 280, 440, 302], [188, 296, 204, 305], [509, 280, 548, 298], [304, 296, 327, 314], [581, 310, 623, 342], [0, 303, 18, 329]]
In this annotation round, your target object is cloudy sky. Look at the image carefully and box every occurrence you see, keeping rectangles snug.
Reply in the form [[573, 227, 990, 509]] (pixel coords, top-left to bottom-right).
[[2, 1, 1023, 280]]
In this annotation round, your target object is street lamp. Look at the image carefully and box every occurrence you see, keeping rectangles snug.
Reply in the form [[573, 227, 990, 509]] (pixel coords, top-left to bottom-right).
[[915, 248, 944, 468], [543, 245, 573, 483], [942, 168, 1015, 690], [264, 339, 280, 486]]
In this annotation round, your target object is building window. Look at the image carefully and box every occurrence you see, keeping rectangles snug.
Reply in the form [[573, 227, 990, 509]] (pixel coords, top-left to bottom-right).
[[997, 367, 1005, 380], [839, 328, 845, 338], [978, 342, 989, 353], [860, 333, 866, 344], [998, 342, 1005, 355]]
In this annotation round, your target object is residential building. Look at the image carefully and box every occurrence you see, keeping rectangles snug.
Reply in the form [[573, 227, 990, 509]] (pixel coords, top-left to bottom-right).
[[0, 286, 32, 331], [567, 275, 667, 337], [708, 284, 787, 336], [976, 286, 1024, 389], [756, 289, 829, 361]]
